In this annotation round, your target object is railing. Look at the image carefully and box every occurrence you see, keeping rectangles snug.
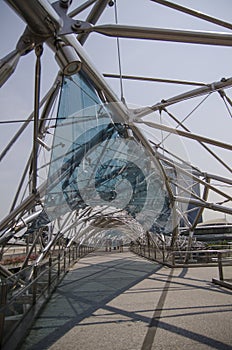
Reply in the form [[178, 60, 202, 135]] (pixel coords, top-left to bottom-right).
[[212, 251, 232, 290], [0, 244, 94, 350], [130, 242, 232, 290], [130, 243, 232, 267]]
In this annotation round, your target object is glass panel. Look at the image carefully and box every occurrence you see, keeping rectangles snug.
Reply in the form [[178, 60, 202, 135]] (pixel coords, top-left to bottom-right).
[[43, 71, 172, 235]]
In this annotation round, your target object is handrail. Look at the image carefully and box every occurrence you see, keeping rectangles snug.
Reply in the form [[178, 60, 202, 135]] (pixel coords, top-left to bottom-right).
[[130, 242, 232, 267], [0, 243, 94, 350], [130, 242, 232, 291]]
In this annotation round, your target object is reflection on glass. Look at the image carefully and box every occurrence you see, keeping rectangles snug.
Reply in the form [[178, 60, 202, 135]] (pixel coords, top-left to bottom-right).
[[44, 71, 172, 235]]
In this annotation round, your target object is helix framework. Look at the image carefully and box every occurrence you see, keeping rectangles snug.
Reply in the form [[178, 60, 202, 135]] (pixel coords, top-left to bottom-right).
[[0, 0, 232, 276]]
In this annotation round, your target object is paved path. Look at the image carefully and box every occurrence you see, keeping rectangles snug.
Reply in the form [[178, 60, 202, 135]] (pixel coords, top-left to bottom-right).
[[20, 249, 232, 350]]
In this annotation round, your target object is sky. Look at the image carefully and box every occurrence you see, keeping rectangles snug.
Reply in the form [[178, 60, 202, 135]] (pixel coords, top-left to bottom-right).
[[0, 0, 232, 222]]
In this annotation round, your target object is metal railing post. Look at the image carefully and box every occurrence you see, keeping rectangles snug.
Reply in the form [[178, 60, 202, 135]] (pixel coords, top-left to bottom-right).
[[0, 283, 7, 347], [57, 253, 61, 279], [172, 252, 175, 266], [218, 252, 223, 281], [63, 251, 66, 271], [32, 264, 38, 305], [69, 247, 71, 265], [48, 256, 52, 291], [72, 245, 75, 261], [76, 245, 78, 259]]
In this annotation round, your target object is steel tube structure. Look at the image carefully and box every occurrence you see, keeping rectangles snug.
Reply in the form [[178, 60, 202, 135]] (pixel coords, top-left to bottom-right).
[[60, 34, 176, 204], [0, 0, 232, 279]]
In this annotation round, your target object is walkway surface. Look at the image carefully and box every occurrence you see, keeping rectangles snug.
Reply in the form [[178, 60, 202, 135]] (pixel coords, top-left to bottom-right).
[[20, 249, 232, 350]]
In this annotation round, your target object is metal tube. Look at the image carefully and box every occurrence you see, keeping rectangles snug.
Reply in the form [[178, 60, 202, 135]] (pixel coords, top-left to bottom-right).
[[32, 45, 43, 194], [191, 177, 210, 229], [162, 108, 232, 174], [20, 229, 42, 270], [14, 74, 61, 208], [61, 35, 127, 112], [159, 156, 232, 202], [10, 78, 61, 212], [0, 76, 61, 162], [69, 0, 97, 18], [4, 0, 62, 36], [1, 210, 42, 237], [0, 283, 7, 347], [133, 77, 232, 118], [135, 119, 232, 151], [197, 173, 232, 186], [0, 49, 21, 87], [0, 193, 39, 233], [78, 0, 109, 44], [103, 73, 206, 87], [175, 196, 232, 215], [150, 0, 232, 31], [218, 252, 223, 280], [62, 35, 176, 203], [32, 264, 38, 304], [91, 24, 232, 46], [170, 202, 179, 249], [10, 156, 32, 212]]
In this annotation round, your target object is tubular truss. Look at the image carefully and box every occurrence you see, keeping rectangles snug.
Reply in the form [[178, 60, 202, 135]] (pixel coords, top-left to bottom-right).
[[0, 0, 231, 274]]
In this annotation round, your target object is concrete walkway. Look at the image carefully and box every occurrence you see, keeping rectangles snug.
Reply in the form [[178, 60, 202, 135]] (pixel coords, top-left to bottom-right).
[[20, 249, 232, 350]]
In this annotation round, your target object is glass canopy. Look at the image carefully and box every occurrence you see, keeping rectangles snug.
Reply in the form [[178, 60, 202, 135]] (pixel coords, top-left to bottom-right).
[[43, 71, 173, 236]]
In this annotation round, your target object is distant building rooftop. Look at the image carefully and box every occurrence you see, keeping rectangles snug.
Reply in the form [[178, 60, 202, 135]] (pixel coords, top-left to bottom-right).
[[197, 217, 232, 227], [193, 218, 232, 242]]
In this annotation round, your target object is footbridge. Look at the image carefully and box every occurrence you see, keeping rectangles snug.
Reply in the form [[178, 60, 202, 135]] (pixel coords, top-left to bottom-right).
[[1, 246, 232, 350], [9, 249, 232, 350], [1, 1, 232, 349]]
